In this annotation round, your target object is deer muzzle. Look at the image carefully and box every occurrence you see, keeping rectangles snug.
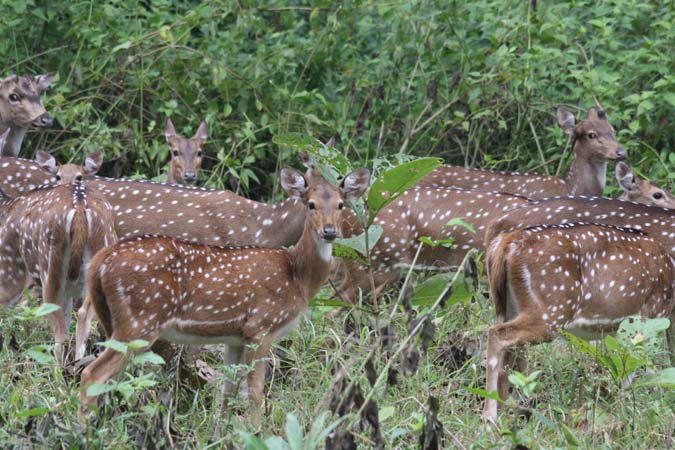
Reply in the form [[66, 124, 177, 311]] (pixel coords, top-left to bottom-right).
[[32, 113, 53, 128], [321, 225, 337, 242], [615, 147, 628, 161]]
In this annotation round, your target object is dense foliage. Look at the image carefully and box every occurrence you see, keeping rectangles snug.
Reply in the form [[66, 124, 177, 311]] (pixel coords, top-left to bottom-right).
[[1, 0, 675, 448], [2, 0, 673, 195]]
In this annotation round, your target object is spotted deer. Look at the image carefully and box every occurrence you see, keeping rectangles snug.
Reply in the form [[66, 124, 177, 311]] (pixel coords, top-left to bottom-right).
[[77, 165, 370, 421], [0, 73, 54, 156], [337, 187, 529, 300], [483, 222, 675, 421], [485, 196, 675, 254], [164, 118, 207, 184], [0, 181, 116, 364], [420, 101, 627, 198], [615, 161, 675, 209]]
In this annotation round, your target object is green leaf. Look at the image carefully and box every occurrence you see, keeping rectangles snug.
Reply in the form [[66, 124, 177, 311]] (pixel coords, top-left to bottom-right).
[[635, 368, 675, 388], [334, 225, 383, 257], [100, 339, 128, 354], [445, 217, 476, 234], [467, 386, 501, 402], [333, 243, 367, 265], [379, 406, 395, 422], [127, 339, 151, 350], [87, 382, 116, 397], [411, 273, 452, 306], [418, 236, 455, 248], [16, 407, 49, 418], [284, 413, 303, 450], [26, 347, 55, 365], [112, 41, 133, 53], [223, 103, 233, 117], [264, 437, 290, 450], [132, 351, 166, 366], [367, 158, 442, 222], [34, 303, 61, 317]]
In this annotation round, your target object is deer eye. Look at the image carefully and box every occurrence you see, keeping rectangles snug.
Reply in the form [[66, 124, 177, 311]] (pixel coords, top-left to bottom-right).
[[172, 150, 179, 157], [338, 202, 344, 210], [197, 151, 202, 157], [587, 132, 597, 139], [653, 192, 664, 200], [55, 175, 61, 181], [308, 201, 316, 210], [75, 175, 83, 182], [9, 93, 19, 102]]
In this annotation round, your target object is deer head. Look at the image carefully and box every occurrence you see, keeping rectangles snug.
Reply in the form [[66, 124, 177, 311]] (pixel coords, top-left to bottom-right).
[[35, 150, 103, 184], [557, 104, 627, 163], [164, 118, 207, 184], [616, 161, 675, 209]]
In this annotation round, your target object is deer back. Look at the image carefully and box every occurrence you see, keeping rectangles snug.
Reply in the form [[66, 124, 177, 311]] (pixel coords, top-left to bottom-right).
[[87, 177, 307, 247], [0, 156, 55, 197], [486, 196, 675, 254]]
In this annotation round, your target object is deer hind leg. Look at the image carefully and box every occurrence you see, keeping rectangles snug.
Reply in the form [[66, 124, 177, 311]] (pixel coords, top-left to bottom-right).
[[78, 345, 132, 422], [42, 271, 69, 366], [483, 314, 551, 423], [74, 298, 97, 361], [245, 334, 275, 422], [497, 348, 529, 401]]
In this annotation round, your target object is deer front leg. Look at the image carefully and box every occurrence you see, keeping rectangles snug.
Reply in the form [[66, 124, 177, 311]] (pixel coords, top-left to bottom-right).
[[245, 335, 274, 422], [79, 345, 132, 423]]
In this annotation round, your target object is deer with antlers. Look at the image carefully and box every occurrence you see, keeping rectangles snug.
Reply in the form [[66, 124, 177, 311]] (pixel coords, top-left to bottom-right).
[[77, 164, 370, 421], [483, 222, 675, 421], [164, 118, 207, 184], [337, 187, 529, 300], [0, 73, 54, 156], [0, 165, 116, 363], [615, 161, 675, 209], [420, 100, 627, 198]]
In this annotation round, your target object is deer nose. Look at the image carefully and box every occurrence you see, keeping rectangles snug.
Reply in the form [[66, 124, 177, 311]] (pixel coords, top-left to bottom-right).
[[184, 171, 197, 181], [322, 225, 337, 242], [35, 113, 53, 128], [615, 148, 627, 161]]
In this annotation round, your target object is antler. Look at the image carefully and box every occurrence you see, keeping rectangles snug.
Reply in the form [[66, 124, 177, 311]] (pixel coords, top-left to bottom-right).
[[593, 96, 604, 111]]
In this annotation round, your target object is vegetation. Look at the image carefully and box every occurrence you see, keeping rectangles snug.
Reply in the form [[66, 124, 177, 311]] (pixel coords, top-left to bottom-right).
[[1, 0, 674, 448]]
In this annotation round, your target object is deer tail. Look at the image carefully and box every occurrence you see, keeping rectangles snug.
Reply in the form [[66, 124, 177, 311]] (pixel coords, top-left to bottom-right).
[[486, 233, 512, 323], [86, 250, 113, 338], [67, 204, 89, 281]]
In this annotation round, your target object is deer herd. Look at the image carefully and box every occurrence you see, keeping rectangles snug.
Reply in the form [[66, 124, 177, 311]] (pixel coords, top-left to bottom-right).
[[1, 72, 674, 425]]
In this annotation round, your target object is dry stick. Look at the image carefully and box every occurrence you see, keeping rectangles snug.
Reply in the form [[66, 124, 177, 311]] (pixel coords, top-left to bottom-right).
[[350, 249, 479, 425]]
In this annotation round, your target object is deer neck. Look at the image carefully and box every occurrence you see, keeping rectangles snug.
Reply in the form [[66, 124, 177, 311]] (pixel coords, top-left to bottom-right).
[[564, 150, 606, 196], [289, 223, 334, 300], [258, 198, 307, 247], [0, 126, 26, 157]]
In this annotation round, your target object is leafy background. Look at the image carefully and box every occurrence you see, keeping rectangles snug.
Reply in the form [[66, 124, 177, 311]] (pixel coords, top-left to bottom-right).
[[1, 0, 675, 448], [2, 0, 673, 196]]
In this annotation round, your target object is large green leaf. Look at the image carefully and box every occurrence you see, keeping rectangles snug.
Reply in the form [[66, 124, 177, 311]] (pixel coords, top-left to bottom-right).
[[411, 273, 472, 307], [635, 368, 675, 388], [367, 158, 442, 223], [334, 225, 383, 258], [284, 413, 303, 450]]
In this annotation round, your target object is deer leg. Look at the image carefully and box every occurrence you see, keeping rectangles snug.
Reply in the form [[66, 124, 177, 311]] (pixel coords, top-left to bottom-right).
[[484, 315, 551, 423], [667, 314, 675, 366], [220, 344, 245, 405], [74, 298, 97, 361], [245, 335, 274, 422], [42, 276, 69, 366], [78, 346, 131, 422]]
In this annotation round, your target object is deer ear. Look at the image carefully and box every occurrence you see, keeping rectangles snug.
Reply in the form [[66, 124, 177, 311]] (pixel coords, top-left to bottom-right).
[[0, 128, 9, 152], [35, 73, 55, 92], [556, 108, 576, 137], [193, 121, 208, 145], [35, 151, 58, 174], [341, 168, 371, 200], [615, 161, 636, 193], [84, 150, 104, 175], [280, 168, 308, 198], [164, 118, 176, 143]]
